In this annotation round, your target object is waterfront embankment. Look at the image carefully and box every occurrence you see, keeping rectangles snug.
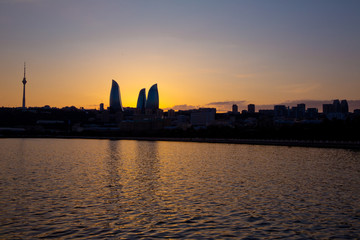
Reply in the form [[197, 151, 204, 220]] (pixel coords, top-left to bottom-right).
[[1, 135, 360, 149]]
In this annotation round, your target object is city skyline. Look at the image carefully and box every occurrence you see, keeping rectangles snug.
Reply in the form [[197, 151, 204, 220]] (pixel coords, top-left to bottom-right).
[[7, 66, 360, 112], [5, 67, 360, 112], [1, 1, 360, 110]]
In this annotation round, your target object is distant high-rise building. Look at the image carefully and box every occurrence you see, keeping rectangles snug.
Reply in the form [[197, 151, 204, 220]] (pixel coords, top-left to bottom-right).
[[323, 99, 348, 115], [274, 105, 287, 118], [232, 104, 238, 113], [289, 106, 297, 119], [190, 108, 216, 126], [167, 109, 175, 117], [248, 104, 255, 113], [22, 62, 27, 108], [323, 99, 348, 120], [297, 103, 305, 112], [136, 88, 146, 113], [323, 104, 334, 114], [340, 100, 349, 114], [333, 99, 341, 112], [99, 103, 104, 111], [297, 103, 305, 119], [146, 84, 159, 110], [109, 80, 123, 112], [306, 108, 318, 119]]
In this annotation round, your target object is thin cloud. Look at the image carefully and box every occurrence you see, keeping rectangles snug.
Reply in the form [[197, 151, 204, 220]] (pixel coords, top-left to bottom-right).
[[255, 104, 275, 110], [259, 99, 360, 111], [163, 104, 199, 111], [206, 100, 247, 106], [206, 101, 248, 112], [164, 100, 360, 112], [85, 104, 101, 108], [279, 100, 331, 109]]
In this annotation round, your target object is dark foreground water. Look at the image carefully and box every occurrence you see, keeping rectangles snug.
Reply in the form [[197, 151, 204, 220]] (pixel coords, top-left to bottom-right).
[[0, 139, 359, 239]]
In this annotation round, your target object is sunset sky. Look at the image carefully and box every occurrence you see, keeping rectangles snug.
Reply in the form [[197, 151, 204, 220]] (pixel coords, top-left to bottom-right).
[[1, 0, 359, 111]]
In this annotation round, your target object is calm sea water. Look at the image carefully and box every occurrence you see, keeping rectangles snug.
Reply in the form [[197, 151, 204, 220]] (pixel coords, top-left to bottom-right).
[[0, 138, 359, 239]]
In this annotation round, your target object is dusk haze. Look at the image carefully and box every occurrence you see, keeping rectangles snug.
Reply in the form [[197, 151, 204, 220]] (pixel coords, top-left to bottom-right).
[[1, 0, 360, 110], [1, 1, 360, 239]]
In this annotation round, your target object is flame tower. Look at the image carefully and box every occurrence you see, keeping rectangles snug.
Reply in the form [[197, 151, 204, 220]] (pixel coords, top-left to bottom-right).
[[22, 62, 27, 108], [136, 88, 146, 113], [146, 84, 159, 110], [109, 79, 123, 111]]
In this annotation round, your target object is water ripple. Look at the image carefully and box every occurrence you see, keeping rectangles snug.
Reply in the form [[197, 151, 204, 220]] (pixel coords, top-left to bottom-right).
[[0, 139, 359, 239]]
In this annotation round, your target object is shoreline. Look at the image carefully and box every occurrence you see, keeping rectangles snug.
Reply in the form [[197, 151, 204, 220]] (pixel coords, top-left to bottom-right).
[[1, 135, 360, 149]]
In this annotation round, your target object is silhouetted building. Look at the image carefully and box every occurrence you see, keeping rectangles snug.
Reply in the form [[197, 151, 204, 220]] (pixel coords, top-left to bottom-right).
[[274, 105, 287, 118], [297, 103, 305, 119], [333, 99, 341, 113], [306, 108, 318, 119], [22, 63, 27, 108], [232, 104, 238, 113], [191, 108, 216, 126], [109, 80, 123, 112], [99, 103, 104, 111], [248, 104, 255, 113], [259, 109, 274, 116], [167, 109, 175, 118], [146, 84, 159, 110], [340, 100, 349, 114], [136, 88, 146, 113], [323, 99, 348, 119], [323, 104, 334, 114], [289, 107, 297, 119], [323, 99, 349, 120]]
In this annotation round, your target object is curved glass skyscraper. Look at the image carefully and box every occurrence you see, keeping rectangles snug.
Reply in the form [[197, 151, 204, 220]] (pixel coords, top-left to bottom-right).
[[136, 88, 146, 113], [109, 80, 123, 111], [146, 84, 159, 110]]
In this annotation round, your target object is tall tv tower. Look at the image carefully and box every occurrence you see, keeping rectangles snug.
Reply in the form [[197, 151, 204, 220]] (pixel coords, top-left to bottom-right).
[[22, 62, 27, 108]]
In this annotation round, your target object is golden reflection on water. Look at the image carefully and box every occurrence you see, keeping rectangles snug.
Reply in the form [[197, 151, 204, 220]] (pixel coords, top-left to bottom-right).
[[0, 139, 359, 239], [104, 140, 122, 203]]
